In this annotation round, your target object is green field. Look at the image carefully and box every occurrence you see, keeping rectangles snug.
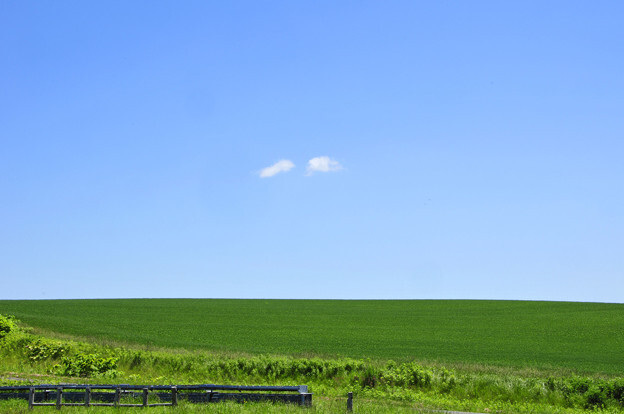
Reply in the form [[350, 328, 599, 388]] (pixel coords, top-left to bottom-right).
[[0, 299, 622, 375]]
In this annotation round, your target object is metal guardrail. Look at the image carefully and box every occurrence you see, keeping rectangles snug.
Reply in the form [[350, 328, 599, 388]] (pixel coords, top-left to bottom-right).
[[0, 384, 312, 409]]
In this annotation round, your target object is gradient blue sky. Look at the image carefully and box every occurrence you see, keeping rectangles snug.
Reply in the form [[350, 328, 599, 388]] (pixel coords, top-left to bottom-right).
[[1, 1, 623, 302]]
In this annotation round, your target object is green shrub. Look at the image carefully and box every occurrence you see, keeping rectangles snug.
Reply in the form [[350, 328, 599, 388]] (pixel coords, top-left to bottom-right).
[[25, 338, 70, 362], [606, 379, 624, 406], [569, 377, 591, 394], [359, 365, 380, 388], [545, 376, 557, 391], [0, 314, 16, 338], [55, 353, 119, 377], [436, 368, 457, 393], [584, 386, 606, 409], [381, 362, 432, 388]]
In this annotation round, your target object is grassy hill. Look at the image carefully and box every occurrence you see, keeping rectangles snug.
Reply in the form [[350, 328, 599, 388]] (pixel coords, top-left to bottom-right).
[[0, 299, 622, 375]]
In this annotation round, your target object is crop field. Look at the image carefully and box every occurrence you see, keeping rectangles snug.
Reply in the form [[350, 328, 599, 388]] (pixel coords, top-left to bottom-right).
[[0, 299, 622, 375]]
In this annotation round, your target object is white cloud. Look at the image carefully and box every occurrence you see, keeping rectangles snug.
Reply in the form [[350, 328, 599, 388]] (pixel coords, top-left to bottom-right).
[[306, 156, 343, 175], [259, 159, 295, 178]]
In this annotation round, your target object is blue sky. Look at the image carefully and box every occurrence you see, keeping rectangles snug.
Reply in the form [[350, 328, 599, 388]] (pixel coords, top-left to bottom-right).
[[1, 1, 622, 302]]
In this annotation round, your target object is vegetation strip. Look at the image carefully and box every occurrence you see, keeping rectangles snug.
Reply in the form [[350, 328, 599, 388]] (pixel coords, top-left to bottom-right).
[[2, 308, 624, 413]]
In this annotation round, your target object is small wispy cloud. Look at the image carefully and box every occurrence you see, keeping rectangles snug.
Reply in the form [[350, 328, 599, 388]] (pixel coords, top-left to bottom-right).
[[259, 159, 295, 178], [306, 156, 343, 175]]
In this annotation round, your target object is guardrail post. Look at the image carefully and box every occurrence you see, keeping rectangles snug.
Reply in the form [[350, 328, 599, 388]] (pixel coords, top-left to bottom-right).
[[28, 388, 35, 410], [347, 392, 353, 412], [85, 387, 91, 407], [171, 386, 177, 406], [115, 387, 121, 408], [142, 388, 148, 407], [56, 387, 62, 410]]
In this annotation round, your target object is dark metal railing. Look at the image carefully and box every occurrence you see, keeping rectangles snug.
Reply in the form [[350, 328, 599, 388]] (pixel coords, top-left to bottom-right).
[[0, 384, 312, 409]]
